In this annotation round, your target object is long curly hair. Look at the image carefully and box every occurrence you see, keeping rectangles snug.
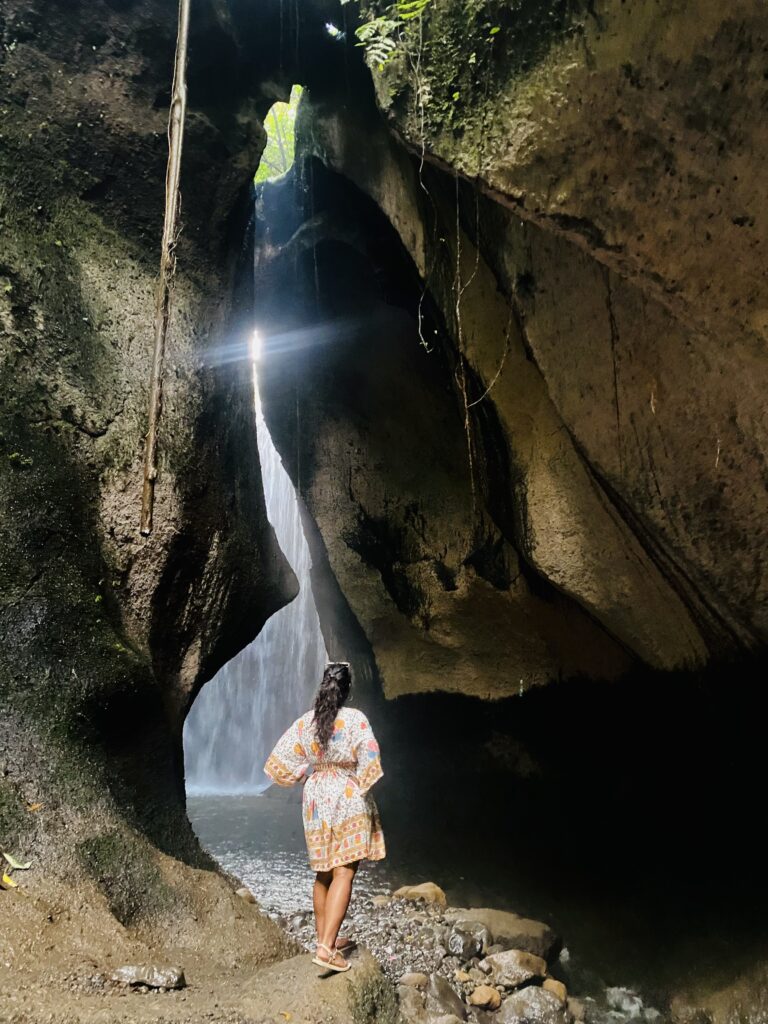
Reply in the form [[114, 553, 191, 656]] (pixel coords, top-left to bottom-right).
[[313, 662, 352, 752]]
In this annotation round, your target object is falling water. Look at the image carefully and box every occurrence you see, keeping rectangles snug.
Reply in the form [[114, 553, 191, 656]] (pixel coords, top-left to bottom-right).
[[183, 362, 327, 794]]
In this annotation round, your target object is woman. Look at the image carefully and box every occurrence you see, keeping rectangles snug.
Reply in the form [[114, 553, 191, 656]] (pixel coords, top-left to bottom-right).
[[264, 662, 385, 973]]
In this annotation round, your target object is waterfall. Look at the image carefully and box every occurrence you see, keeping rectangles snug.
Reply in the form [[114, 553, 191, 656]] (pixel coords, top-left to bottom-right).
[[183, 363, 328, 794]]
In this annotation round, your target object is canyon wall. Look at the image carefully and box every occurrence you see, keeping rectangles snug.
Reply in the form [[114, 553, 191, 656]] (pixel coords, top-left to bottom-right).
[[0, 0, 312, 969], [258, 0, 768, 700]]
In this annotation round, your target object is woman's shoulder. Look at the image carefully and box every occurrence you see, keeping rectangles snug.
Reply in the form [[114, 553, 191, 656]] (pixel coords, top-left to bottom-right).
[[346, 706, 370, 726]]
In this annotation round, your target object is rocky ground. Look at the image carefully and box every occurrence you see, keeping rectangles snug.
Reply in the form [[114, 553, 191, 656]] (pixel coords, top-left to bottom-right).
[[275, 881, 666, 1024], [0, 871, 667, 1024]]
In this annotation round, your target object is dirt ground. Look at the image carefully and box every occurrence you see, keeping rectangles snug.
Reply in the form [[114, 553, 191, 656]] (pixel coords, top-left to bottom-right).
[[0, 868, 394, 1024]]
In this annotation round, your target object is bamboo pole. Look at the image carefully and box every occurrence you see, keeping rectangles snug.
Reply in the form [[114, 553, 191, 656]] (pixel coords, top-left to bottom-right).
[[140, 0, 192, 536]]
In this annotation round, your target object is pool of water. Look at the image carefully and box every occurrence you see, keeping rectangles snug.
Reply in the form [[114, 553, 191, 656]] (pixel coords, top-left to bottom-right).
[[187, 791, 393, 917]]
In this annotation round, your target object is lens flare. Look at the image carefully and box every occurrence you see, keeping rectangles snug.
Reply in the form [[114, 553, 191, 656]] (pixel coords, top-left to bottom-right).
[[250, 328, 262, 363]]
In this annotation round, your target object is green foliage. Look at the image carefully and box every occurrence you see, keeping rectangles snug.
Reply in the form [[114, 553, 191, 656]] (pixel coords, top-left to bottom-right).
[[348, 0, 432, 69], [255, 84, 303, 185], [354, 17, 400, 67]]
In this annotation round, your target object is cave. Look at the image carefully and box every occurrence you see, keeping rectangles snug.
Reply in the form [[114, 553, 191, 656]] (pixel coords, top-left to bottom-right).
[[1, 0, 767, 1022]]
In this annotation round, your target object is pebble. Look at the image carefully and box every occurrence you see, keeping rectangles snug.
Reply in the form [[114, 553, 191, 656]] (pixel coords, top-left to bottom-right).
[[469, 985, 502, 1010], [543, 978, 568, 1002]]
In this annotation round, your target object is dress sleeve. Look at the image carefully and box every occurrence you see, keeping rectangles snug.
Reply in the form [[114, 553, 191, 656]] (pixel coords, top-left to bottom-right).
[[354, 712, 383, 794], [264, 718, 309, 787]]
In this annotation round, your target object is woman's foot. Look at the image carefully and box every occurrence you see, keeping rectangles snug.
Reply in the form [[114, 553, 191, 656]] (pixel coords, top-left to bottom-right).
[[311, 943, 351, 973], [335, 935, 356, 952]]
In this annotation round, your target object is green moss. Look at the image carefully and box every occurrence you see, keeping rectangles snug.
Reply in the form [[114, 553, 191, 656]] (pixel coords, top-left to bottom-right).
[[347, 958, 400, 1024], [367, 0, 586, 149], [77, 829, 175, 926]]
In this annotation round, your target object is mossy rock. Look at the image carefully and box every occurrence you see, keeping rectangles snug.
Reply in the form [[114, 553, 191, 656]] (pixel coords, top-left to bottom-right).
[[77, 829, 175, 926]]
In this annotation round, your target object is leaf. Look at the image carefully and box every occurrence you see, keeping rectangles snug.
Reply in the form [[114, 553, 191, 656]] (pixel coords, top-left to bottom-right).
[[27, 802, 43, 812], [3, 853, 31, 870], [452, 91, 460, 101], [1, 873, 18, 889], [279, 1014, 293, 1022], [489, 25, 500, 35]]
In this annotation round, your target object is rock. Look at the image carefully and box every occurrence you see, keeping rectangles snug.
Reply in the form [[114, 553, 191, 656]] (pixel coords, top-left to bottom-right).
[[372, 894, 393, 907], [606, 988, 644, 1016], [435, 945, 448, 960], [394, 883, 448, 908], [425, 974, 467, 1021], [445, 910, 560, 961], [455, 970, 472, 984], [399, 985, 427, 1023], [480, 950, 547, 989], [469, 1012, 497, 1024], [235, 887, 258, 905], [401, 973, 431, 990], [567, 999, 586, 1022], [431, 1018, 466, 1024], [111, 966, 186, 990], [469, 985, 502, 1011], [543, 980, 568, 1003], [469, 968, 487, 984], [448, 923, 492, 960], [497, 986, 570, 1024]]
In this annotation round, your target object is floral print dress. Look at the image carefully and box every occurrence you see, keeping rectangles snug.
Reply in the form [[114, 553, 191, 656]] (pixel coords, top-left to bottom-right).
[[264, 707, 386, 872]]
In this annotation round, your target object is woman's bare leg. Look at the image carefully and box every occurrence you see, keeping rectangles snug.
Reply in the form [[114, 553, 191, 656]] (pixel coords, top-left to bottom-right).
[[317, 862, 359, 958], [313, 870, 332, 944]]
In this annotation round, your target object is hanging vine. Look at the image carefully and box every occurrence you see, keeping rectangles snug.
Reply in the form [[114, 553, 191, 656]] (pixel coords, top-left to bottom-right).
[[140, 0, 191, 536]]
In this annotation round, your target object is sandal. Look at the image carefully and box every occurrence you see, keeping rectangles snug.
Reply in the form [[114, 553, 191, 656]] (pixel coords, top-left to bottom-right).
[[312, 942, 351, 973]]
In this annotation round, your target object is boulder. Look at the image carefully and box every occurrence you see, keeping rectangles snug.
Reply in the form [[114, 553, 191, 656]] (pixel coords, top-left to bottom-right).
[[425, 974, 468, 1021], [480, 950, 547, 989], [469, 985, 502, 1011], [543, 979, 568, 1003], [401, 973, 431, 990], [399, 985, 428, 1023], [394, 883, 448, 908], [445, 909, 559, 961], [111, 965, 186, 990], [449, 922, 493, 960], [497, 986, 571, 1024]]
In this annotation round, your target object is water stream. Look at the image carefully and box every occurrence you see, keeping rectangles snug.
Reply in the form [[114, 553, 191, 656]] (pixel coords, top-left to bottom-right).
[[183, 358, 327, 794]]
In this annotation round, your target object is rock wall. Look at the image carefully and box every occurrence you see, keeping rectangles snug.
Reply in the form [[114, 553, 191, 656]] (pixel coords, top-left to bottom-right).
[[256, 0, 768, 701], [0, 0, 313, 970]]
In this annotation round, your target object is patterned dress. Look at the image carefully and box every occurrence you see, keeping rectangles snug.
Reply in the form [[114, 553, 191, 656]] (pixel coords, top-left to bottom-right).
[[264, 707, 386, 872]]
